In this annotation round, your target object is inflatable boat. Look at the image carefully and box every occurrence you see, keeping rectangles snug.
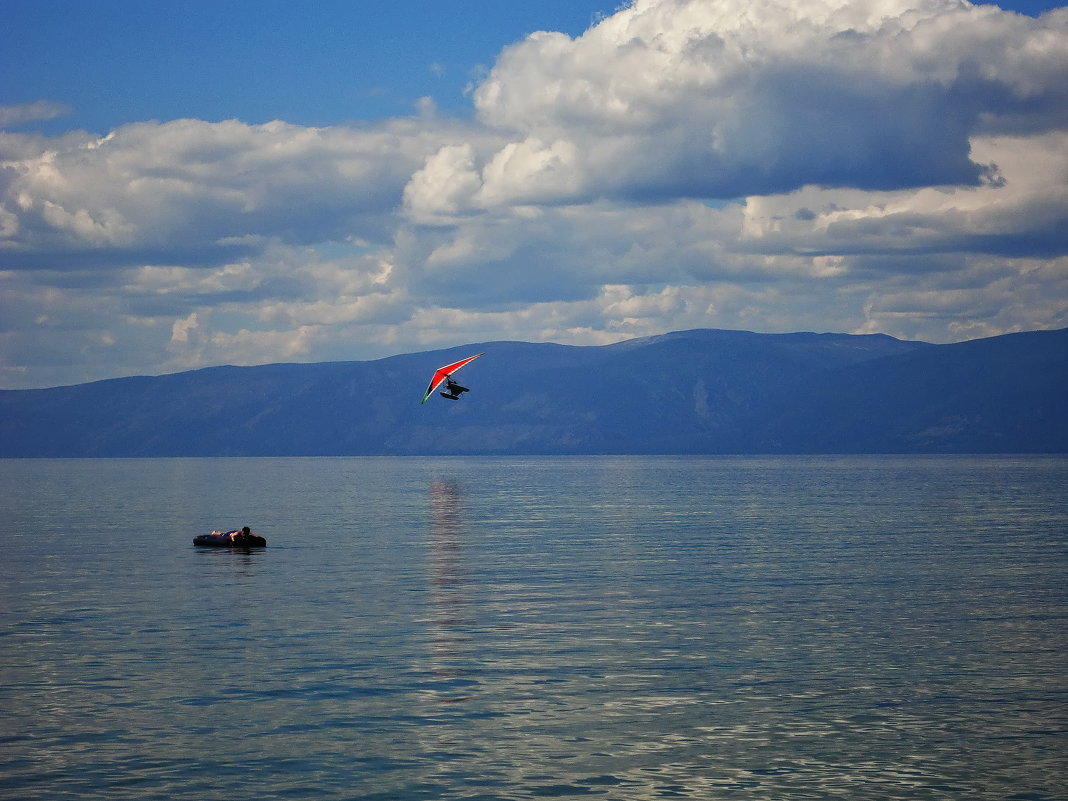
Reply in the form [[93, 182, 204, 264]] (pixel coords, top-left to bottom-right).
[[194, 529, 267, 547]]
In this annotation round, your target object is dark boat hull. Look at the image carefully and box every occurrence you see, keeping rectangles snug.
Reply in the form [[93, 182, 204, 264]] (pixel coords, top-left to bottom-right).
[[194, 532, 267, 547]]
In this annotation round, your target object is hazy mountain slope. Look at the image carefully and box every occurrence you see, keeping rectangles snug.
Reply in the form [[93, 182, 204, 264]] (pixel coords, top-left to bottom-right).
[[1, 328, 1063, 456], [747, 328, 1068, 453]]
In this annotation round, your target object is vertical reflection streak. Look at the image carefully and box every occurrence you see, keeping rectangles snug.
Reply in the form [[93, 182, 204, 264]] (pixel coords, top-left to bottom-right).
[[426, 479, 475, 705]]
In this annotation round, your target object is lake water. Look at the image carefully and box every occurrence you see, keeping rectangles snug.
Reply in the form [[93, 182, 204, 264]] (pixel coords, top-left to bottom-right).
[[1, 456, 1065, 800]]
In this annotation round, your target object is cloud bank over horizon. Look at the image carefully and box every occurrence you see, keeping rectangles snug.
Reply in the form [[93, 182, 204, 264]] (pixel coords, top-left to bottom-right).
[[1, 0, 1065, 389]]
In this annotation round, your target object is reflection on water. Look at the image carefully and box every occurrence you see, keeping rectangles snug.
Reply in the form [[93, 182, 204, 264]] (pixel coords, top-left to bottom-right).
[[193, 545, 268, 575], [426, 479, 476, 704], [0, 456, 1065, 800]]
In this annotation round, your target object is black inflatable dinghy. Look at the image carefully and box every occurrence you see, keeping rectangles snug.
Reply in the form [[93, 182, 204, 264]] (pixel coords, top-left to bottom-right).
[[194, 529, 267, 547]]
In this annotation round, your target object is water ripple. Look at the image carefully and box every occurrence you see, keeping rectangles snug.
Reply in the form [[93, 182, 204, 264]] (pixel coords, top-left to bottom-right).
[[1, 456, 1065, 800]]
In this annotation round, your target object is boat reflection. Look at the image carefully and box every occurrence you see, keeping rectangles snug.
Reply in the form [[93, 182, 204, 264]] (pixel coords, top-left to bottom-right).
[[426, 479, 476, 703]]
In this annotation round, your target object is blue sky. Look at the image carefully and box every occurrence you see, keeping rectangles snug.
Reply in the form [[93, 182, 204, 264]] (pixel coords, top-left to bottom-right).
[[2, 1, 605, 133], [5, 0, 1058, 133], [1, 0, 1065, 388]]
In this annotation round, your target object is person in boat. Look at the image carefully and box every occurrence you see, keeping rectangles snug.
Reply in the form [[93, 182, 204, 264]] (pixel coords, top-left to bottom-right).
[[230, 526, 255, 543], [196, 526, 265, 547], [439, 377, 469, 400]]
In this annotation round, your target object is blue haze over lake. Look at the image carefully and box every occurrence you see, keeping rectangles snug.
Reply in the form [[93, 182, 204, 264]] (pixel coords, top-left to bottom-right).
[[1, 456, 1066, 800]]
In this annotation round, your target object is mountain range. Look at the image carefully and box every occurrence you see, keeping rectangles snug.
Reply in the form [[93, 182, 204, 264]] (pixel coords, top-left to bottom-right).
[[1, 328, 1065, 456]]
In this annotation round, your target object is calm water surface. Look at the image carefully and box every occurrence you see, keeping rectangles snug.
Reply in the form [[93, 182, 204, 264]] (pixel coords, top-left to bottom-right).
[[1, 456, 1065, 800]]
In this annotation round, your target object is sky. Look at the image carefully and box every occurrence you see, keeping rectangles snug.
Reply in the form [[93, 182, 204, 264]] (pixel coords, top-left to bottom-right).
[[1, 0, 1066, 389]]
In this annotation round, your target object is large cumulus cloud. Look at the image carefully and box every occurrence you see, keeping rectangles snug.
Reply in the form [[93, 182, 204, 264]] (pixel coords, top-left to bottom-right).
[[0, 114, 471, 268], [740, 133, 1068, 257], [407, 0, 1067, 213], [1, 0, 1066, 389]]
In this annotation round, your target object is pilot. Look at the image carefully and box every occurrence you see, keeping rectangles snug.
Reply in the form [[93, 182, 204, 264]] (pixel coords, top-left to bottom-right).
[[440, 377, 469, 400]]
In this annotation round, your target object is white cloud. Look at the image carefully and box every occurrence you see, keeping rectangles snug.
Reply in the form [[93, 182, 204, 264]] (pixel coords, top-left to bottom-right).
[[0, 117, 458, 265], [451, 0, 1068, 207], [403, 143, 486, 222], [0, 100, 71, 128], [170, 311, 199, 343], [739, 132, 1068, 256]]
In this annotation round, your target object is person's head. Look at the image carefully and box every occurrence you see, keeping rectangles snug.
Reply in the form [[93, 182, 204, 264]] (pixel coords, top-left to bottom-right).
[[242, 526, 251, 535]]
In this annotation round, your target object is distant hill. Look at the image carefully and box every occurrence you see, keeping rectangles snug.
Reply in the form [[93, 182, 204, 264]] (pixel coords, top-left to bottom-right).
[[1, 328, 1065, 456]]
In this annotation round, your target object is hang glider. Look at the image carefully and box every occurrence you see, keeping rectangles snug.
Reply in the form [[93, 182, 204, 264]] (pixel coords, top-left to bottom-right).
[[421, 353, 484, 403]]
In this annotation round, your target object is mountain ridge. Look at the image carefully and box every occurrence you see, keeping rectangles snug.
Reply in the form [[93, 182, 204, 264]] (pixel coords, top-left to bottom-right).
[[1, 328, 1064, 456]]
